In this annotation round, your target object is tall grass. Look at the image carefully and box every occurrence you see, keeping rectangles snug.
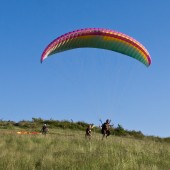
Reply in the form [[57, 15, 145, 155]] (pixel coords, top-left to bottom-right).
[[0, 129, 170, 170]]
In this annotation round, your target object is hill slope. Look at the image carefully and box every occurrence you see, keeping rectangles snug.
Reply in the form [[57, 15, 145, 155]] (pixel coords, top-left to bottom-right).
[[0, 126, 170, 170]]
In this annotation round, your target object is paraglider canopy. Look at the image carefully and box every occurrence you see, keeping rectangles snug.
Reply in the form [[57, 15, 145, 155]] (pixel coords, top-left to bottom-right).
[[41, 28, 151, 67]]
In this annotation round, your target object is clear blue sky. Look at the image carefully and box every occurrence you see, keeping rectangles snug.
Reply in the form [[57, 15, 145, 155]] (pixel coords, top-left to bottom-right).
[[0, 0, 170, 137]]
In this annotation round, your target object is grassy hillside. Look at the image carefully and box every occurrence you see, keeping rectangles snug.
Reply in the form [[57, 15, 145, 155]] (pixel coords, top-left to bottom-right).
[[0, 118, 170, 142], [0, 119, 170, 170]]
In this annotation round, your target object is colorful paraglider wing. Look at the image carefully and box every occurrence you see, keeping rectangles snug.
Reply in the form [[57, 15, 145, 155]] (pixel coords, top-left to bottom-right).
[[41, 28, 151, 66]]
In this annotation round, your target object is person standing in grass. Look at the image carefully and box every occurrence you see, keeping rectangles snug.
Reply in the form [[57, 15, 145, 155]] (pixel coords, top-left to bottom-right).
[[41, 124, 48, 135], [85, 124, 92, 139], [101, 119, 111, 139]]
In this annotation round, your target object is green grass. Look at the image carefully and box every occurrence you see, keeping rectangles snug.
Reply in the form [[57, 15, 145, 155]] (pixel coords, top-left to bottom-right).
[[0, 128, 170, 170]]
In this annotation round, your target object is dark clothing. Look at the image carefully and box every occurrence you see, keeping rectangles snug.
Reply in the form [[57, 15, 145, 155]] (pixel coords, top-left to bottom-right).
[[101, 122, 110, 138], [86, 127, 91, 136], [85, 126, 92, 139], [41, 125, 48, 135]]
